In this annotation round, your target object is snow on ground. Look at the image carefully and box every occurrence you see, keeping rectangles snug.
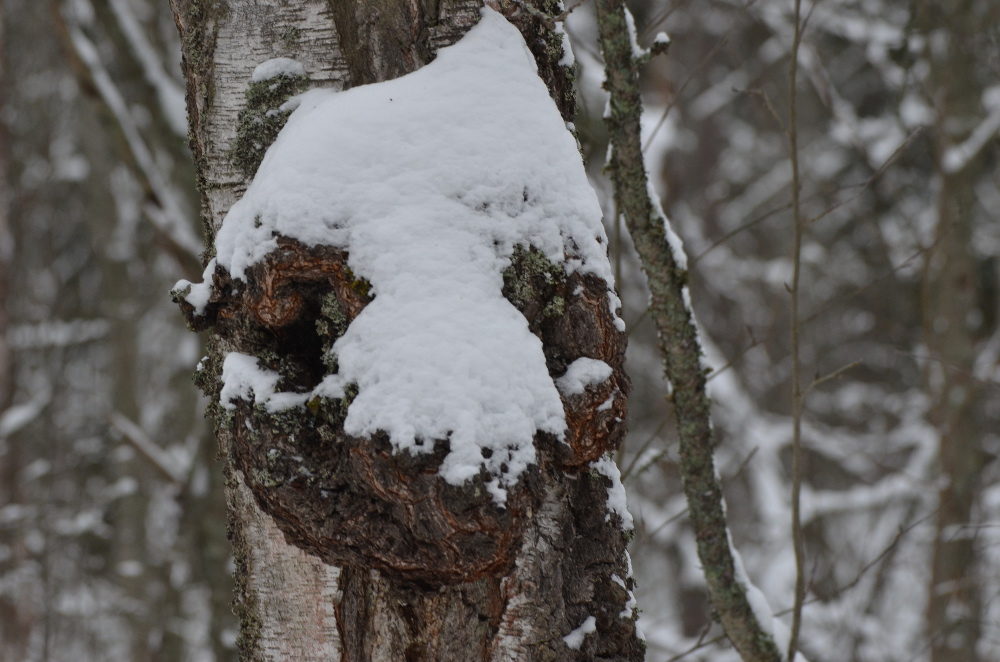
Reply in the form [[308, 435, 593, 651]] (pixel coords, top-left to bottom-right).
[[207, 9, 619, 502]]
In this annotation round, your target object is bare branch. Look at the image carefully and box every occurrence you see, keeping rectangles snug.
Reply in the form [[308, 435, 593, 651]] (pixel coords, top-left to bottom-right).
[[805, 361, 861, 396], [786, 0, 808, 657], [55, 0, 202, 270], [595, 2, 784, 659], [110, 411, 187, 485]]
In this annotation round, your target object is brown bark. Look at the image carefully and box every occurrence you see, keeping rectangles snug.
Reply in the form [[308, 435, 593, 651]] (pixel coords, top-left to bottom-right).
[[917, 2, 996, 660], [172, 1, 642, 659]]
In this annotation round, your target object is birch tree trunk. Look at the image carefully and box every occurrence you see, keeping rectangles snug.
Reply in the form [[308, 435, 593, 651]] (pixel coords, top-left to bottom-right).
[[169, 1, 644, 659]]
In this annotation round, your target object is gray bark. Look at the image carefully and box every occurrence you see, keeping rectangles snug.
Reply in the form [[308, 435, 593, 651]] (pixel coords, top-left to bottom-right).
[[171, 1, 643, 659]]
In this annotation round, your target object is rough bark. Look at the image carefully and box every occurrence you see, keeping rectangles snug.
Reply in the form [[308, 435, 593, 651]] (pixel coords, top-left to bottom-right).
[[169, 2, 351, 657], [171, 1, 642, 659]]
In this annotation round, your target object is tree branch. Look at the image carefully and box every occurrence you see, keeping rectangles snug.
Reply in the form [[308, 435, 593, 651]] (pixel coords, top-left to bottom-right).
[[595, 2, 784, 660], [786, 0, 808, 658]]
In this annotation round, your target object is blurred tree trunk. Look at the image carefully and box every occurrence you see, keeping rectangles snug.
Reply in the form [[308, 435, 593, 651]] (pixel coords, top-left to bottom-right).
[[1, 0, 233, 659], [170, 1, 643, 659], [920, 1, 993, 660]]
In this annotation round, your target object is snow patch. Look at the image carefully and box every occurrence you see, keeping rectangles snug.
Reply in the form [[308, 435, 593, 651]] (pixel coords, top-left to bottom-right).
[[607, 290, 626, 331], [623, 7, 645, 59], [729, 533, 810, 660], [220, 352, 309, 413], [648, 183, 687, 271], [208, 9, 619, 503], [556, 357, 613, 396], [611, 573, 639, 619], [251, 57, 306, 83], [563, 615, 596, 650], [555, 21, 575, 68], [173, 258, 216, 315], [591, 454, 634, 530]]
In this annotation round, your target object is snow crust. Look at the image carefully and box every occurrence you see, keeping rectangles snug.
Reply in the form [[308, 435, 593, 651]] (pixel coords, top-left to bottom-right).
[[555, 357, 613, 396], [649, 183, 688, 270], [607, 291, 626, 331], [562, 615, 597, 650], [210, 9, 618, 502], [251, 57, 306, 83]]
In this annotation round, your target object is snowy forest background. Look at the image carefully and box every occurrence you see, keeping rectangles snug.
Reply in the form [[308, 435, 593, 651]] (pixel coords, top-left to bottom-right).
[[1, 0, 999, 660]]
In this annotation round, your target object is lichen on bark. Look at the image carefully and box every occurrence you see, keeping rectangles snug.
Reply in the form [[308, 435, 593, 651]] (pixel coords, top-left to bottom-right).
[[231, 71, 307, 178]]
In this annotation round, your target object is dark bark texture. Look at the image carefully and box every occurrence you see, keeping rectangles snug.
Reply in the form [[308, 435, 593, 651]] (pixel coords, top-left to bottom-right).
[[171, 1, 643, 659]]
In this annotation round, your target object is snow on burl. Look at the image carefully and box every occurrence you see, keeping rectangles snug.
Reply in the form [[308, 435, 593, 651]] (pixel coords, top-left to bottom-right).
[[204, 9, 623, 503], [556, 357, 613, 396]]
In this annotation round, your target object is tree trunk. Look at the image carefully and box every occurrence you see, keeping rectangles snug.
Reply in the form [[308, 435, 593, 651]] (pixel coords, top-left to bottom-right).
[[170, 1, 643, 659], [919, 1, 991, 660]]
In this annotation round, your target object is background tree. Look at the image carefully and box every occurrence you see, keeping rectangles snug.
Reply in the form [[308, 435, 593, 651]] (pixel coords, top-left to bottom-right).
[[0, 0, 232, 659], [601, 1, 1000, 659]]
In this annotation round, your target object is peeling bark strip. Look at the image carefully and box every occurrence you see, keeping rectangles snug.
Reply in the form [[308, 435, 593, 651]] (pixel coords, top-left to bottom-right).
[[171, 1, 642, 659], [594, 2, 785, 661]]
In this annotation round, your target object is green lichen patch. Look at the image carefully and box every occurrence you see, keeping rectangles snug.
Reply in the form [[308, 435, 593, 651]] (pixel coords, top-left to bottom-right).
[[318, 384, 357, 425], [502, 244, 567, 331], [343, 266, 372, 299], [231, 72, 307, 178], [316, 292, 349, 339]]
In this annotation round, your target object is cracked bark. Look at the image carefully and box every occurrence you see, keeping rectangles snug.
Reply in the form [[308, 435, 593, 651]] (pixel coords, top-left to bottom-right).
[[171, 1, 643, 659]]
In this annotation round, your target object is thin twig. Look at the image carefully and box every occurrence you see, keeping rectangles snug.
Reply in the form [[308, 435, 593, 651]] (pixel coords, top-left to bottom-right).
[[808, 128, 924, 226], [805, 361, 860, 396], [786, 0, 808, 657], [692, 202, 792, 267], [664, 627, 726, 662], [642, 34, 732, 153], [742, 87, 787, 133], [707, 237, 937, 382], [621, 418, 669, 480]]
